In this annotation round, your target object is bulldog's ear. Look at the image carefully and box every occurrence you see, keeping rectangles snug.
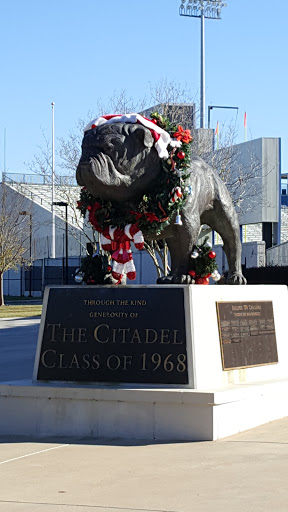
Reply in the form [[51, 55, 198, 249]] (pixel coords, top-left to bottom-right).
[[128, 124, 154, 148]]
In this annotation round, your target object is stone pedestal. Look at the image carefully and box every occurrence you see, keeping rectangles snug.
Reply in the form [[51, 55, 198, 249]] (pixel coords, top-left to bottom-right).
[[1, 285, 288, 441]]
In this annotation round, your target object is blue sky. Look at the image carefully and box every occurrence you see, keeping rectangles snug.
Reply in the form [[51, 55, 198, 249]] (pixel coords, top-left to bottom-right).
[[0, 0, 287, 176]]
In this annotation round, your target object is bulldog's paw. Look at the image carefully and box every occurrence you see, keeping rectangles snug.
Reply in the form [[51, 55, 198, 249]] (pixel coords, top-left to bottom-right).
[[157, 275, 174, 284], [227, 272, 247, 285], [157, 273, 193, 285]]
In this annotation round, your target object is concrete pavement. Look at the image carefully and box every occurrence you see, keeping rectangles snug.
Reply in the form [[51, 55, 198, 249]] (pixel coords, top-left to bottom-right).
[[0, 318, 288, 511], [0, 417, 288, 512], [0, 317, 40, 381]]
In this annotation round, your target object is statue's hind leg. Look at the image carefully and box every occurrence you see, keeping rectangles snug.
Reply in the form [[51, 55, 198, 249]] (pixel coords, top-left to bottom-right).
[[201, 200, 247, 285]]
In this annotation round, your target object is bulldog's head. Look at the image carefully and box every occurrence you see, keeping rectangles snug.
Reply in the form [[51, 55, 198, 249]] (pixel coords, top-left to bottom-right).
[[76, 122, 162, 202]]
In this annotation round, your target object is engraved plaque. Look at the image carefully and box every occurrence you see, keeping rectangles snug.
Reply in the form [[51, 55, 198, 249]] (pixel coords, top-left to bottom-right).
[[216, 301, 278, 370], [35, 286, 188, 385]]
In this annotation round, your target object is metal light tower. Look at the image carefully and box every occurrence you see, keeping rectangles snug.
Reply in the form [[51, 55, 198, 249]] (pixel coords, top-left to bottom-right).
[[51, 101, 56, 258], [179, 1, 227, 128]]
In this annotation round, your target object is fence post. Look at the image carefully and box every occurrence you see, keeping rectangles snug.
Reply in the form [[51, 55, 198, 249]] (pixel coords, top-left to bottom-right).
[[42, 258, 45, 296]]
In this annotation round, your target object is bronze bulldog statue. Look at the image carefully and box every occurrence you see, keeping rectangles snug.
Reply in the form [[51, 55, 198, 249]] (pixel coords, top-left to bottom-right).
[[76, 117, 246, 285]]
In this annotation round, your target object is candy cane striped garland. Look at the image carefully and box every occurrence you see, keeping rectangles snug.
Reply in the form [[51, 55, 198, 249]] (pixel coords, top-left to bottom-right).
[[99, 223, 144, 283], [170, 186, 183, 203]]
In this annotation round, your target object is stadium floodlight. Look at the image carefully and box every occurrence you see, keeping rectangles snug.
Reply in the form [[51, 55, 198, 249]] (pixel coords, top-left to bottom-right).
[[179, 1, 227, 128], [179, 1, 227, 19]]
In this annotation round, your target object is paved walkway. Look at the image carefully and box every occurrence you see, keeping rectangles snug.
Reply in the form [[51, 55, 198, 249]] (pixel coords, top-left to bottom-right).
[[0, 317, 40, 381], [0, 417, 288, 512], [0, 318, 288, 511]]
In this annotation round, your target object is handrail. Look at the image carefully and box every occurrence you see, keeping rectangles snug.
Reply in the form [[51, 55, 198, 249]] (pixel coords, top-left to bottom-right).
[[3, 172, 77, 186], [4, 178, 81, 227]]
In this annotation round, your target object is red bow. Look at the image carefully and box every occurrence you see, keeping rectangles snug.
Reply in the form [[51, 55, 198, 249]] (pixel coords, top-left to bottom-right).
[[173, 125, 192, 143], [111, 241, 130, 251]]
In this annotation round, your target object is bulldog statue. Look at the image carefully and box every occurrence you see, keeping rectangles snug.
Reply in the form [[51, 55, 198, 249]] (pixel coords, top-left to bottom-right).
[[76, 114, 246, 285]]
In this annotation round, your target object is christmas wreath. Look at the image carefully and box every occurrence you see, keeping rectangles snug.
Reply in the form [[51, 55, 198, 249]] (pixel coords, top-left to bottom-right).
[[77, 112, 193, 283], [77, 112, 193, 237]]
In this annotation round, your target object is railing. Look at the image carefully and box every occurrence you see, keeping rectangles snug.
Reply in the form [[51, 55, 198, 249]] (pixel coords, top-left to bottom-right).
[[3, 175, 46, 206], [3, 172, 77, 186], [3, 176, 82, 227]]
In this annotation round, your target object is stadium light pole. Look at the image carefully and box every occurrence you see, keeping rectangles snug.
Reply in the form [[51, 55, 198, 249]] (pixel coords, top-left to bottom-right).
[[179, 1, 227, 129], [51, 101, 56, 258]]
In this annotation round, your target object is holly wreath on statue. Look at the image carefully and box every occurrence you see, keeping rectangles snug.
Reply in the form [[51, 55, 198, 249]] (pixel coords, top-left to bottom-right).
[[188, 237, 221, 285]]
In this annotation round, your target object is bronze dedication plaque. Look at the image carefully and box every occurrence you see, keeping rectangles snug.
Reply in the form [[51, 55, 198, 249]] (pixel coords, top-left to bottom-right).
[[216, 301, 278, 370], [36, 286, 188, 385]]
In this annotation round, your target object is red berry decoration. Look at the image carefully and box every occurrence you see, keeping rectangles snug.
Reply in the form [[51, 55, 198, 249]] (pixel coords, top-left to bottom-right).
[[87, 205, 92, 211], [177, 151, 186, 160], [208, 251, 216, 259], [195, 277, 203, 284], [188, 270, 196, 277], [204, 277, 210, 285], [107, 265, 112, 272]]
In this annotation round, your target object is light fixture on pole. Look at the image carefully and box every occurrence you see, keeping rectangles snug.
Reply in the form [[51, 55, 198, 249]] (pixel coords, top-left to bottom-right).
[[53, 201, 68, 284], [207, 105, 238, 129], [19, 211, 32, 297], [51, 101, 56, 258], [179, 1, 227, 129]]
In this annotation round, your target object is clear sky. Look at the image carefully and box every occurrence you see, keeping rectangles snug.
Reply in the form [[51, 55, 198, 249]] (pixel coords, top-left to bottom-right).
[[0, 0, 287, 176]]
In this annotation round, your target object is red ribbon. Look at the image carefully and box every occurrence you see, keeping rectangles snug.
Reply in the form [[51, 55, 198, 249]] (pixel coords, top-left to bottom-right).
[[130, 210, 143, 220], [158, 201, 167, 217], [144, 212, 159, 222]]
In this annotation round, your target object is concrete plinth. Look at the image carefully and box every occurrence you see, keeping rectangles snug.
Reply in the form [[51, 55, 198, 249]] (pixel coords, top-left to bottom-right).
[[1, 379, 288, 441], [1, 285, 288, 441]]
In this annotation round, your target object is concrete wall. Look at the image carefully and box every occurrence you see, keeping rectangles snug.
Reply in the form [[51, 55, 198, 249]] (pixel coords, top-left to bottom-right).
[[207, 137, 280, 227], [231, 138, 280, 226]]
